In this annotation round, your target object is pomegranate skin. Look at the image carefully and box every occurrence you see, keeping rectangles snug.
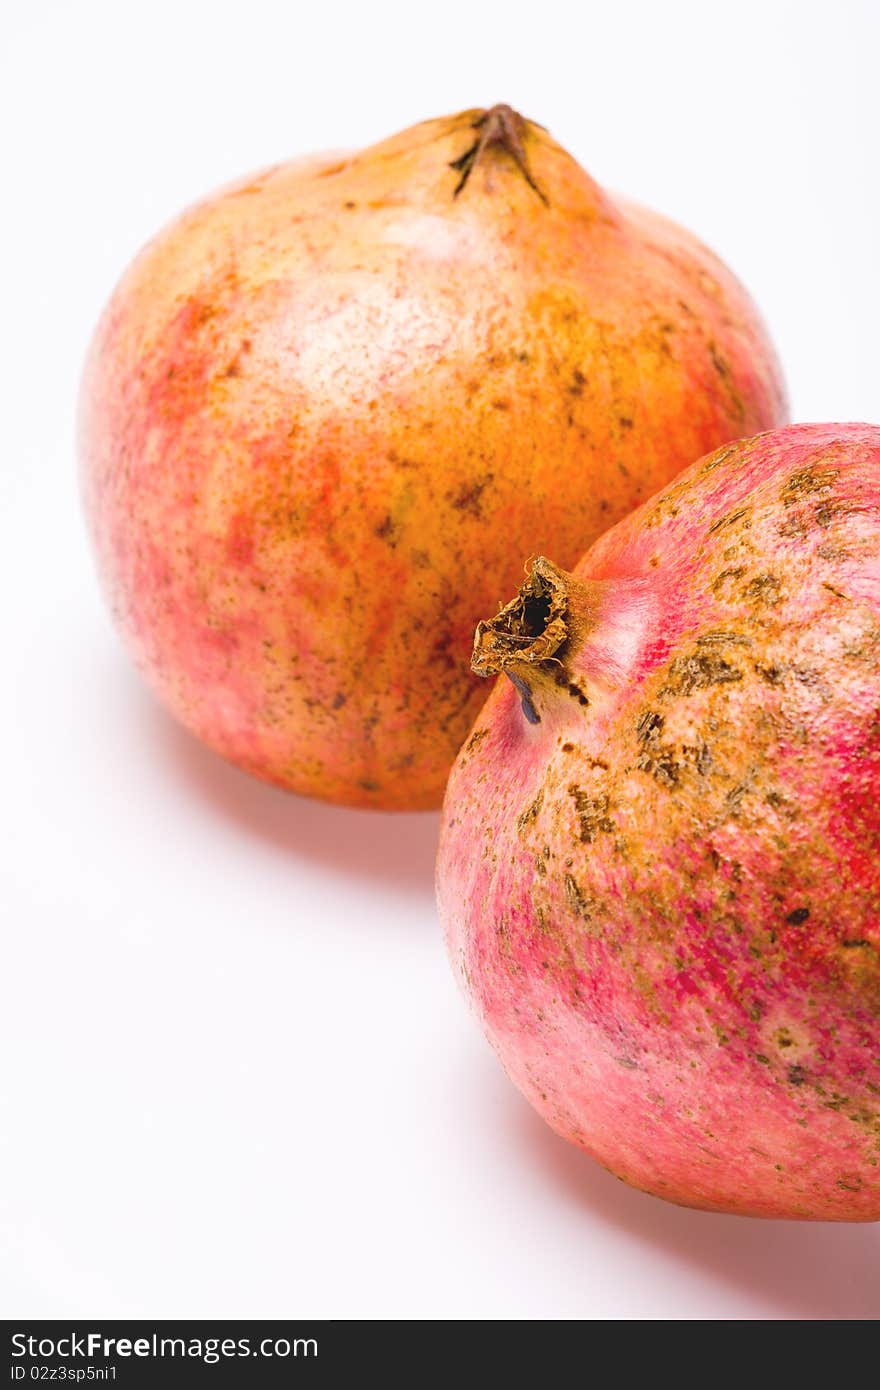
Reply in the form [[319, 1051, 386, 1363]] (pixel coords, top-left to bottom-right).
[[438, 423, 880, 1219], [80, 107, 786, 809]]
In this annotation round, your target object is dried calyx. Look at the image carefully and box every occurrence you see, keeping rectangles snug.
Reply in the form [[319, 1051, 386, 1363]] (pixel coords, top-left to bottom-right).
[[472, 557, 600, 724], [472, 556, 571, 678], [472, 554, 609, 724], [450, 104, 547, 203]]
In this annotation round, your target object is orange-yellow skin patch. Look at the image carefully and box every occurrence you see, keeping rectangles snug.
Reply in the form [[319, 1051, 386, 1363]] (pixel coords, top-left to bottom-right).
[[80, 110, 786, 808], [438, 424, 880, 1219]]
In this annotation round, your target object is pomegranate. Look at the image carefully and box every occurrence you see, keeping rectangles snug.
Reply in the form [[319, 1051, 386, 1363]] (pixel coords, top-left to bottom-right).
[[437, 423, 880, 1219], [80, 105, 786, 809]]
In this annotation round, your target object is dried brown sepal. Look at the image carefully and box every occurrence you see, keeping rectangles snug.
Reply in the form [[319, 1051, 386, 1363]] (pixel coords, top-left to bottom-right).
[[472, 556, 569, 678]]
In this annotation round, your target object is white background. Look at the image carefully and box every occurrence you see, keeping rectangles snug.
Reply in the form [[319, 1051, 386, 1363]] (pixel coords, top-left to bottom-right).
[[3, 0, 880, 1320]]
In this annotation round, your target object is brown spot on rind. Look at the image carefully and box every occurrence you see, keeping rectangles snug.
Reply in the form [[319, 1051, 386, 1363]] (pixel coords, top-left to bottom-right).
[[709, 344, 729, 377], [711, 565, 746, 594], [782, 466, 840, 502], [375, 514, 402, 546], [638, 747, 680, 788], [636, 710, 665, 742], [635, 713, 681, 788], [564, 872, 594, 918], [697, 631, 753, 648], [725, 782, 751, 814], [568, 785, 615, 843], [745, 573, 784, 606], [517, 788, 544, 831], [662, 650, 743, 697], [708, 507, 750, 536], [755, 662, 784, 684], [449, 474, 495, 517], [700, 442, 739, 475]]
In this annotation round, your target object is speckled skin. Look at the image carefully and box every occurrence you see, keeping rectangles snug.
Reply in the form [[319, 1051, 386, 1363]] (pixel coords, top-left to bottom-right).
[[79, 107, 786, 809], [438, 424, 880, 1218]]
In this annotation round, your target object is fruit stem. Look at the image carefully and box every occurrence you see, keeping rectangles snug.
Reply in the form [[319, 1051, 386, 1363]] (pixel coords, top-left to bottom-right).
[[450, 104, 547, 204], [472, 557, 596, 724]]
